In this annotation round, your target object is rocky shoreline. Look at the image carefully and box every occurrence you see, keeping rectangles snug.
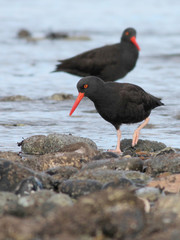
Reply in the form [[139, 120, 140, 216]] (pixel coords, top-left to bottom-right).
[[0, 133, 180, 239]]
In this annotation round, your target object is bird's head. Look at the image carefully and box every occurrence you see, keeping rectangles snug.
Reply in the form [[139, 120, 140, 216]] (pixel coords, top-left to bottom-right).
[[69, 76, 104, 116], [121, 27, 140, 51]]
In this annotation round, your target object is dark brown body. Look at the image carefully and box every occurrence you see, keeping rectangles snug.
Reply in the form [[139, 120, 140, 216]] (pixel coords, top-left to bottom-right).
[[54, 28, 139, 82], [76, 77, 164, 130]]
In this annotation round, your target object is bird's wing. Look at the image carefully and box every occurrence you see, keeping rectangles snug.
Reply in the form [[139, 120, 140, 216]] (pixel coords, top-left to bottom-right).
[[121, 84, 162, 110], [59, 44, 119, 72]]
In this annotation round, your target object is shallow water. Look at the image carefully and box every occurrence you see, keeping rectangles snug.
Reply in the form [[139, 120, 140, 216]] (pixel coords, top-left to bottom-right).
[[0, 0, 180, 151]]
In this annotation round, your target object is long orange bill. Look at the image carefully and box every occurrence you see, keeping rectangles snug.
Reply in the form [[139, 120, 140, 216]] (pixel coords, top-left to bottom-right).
[[130, 36, 140, 51], [69, 92, 85, 116]]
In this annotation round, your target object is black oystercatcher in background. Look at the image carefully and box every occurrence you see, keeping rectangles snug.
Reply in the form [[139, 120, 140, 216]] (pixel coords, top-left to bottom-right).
[[69, 76, 164, 153], [54, 28, 140, 82]]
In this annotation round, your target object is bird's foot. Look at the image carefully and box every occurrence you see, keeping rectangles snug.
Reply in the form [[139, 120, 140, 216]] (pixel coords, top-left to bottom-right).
[[132, 129, 140, 147], [107, 149, 122, 155]]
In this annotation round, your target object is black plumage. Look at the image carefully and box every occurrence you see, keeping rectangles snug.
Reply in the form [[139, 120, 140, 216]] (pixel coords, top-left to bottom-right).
[[70, 76, 164, 153], [54, 28, 140, 82]]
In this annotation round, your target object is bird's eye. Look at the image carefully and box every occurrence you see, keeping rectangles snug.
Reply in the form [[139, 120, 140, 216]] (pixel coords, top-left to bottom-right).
[[125, 31, 129, 35], [84, 84, 88, 89]]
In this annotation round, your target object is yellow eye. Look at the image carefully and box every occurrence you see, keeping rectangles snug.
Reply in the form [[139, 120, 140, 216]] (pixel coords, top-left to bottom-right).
[[84, 84, 88, 89], [125, 31, 129, 35]]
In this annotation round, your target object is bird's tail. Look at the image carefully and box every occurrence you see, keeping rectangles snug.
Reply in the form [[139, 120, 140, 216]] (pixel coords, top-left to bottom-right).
[[150, 95, 164, 108], [51, 62, 62, 73]]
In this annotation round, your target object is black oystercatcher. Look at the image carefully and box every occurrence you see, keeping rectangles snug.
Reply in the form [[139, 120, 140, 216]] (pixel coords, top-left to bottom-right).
[[54, 28, 140, 82], [69, 76, 164, 153]]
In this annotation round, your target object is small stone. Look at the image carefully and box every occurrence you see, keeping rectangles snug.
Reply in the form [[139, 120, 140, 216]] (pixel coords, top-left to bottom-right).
[[136, 187, 161, 202], [0, 159, 56, 192], [47, 193, 73, 207], [45, 166, 78, 180], [46, 32, 68, 39], [93, 151, 119, 160], [15, 176, 43, 196], [82, 157, 143, 172], [102, 178, 134, 189], [148, 173, 180, 194], [0, 151, 22, 162], [121, 139, 166, 153], [71, 168, 151, 186], [154, 194, 180, 217], [11, 190, 58, 217], [17, 29, 31, 38], [123, 155, 132, 158], [154, 147, 176, 156], [59, 179, 102, 198], [0, 192, 18, 215], [48, 93, 73, 101], [145, 153, 180, 175], [175, 113, 180, 120], [0, 95, 31, 101]]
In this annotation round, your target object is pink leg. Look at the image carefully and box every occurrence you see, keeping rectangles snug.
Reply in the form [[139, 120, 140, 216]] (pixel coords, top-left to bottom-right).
[[132, 117, 150, 147], [108, 129, 122, 154]]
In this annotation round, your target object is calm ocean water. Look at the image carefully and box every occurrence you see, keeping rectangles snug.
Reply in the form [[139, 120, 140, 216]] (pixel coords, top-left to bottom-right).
[[0, 0, 180, 151]]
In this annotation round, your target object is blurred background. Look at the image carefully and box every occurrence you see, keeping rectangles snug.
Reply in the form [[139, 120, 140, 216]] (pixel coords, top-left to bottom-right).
[[0, 0, 180, 151]]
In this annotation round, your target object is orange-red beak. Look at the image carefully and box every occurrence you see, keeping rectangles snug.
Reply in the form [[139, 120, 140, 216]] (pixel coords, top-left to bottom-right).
[[130, 36, 140, 51], [69, 92, 85, 116]]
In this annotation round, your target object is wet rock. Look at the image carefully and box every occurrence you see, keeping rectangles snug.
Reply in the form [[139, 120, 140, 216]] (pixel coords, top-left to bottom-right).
[[2, 123, 26, 127], [0, 192, 18, 215], [46, 193, 73, 207], [19, 133, 97, 155], [71, 169, 151, 186], [136, 187, 161, 202], [17, 190, 55, 208], [15, 176, 43, 196], [45, 31, 91, 41], [141, 195, 180, 240], [18, 135, 46, 155], [0, 189, 145, 239], [154, 194, 180, 218], [154, 147, 176, 156], [59, 179, 102, 198], [46, 31, 69, 39], [0, 159, 56, 192], [102, 177, 134, 189], [175, 112, 180, 120], [71, 169, 124, 184], [67, 35, 91, 41], [47, 93, 73, 101], [138, 229, 180, 240], [7, 190, 54, 217], [124, 171, 152, 187], [121, 139, 166, 156], [39, 188, 145, 239], [148, 173, 180, 194], [92, 151, 119, 159], [136, 196, 180, 240], [6, 190, 73, 218], [18, 142, 98, 171], [0, 95, 31, 101], [0, 216, 42, 240], [45, 166, 78, 180], [17, 29, 32, 38], [145, 153, 180, 175], [82, 157, 143, 172], [0, 151, 22, 162], [44, 133, 97, 152]]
